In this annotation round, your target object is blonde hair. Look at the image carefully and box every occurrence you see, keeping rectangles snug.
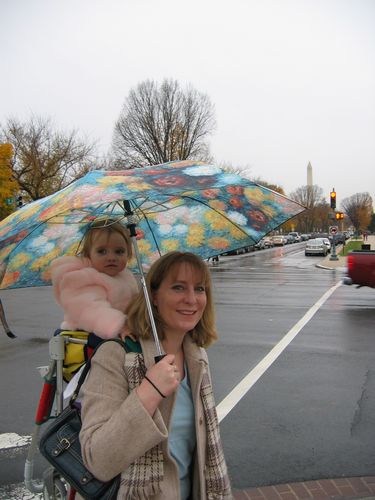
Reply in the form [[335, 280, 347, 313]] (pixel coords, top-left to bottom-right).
[[80, 219, 133, 260], [126, 251, 217, 348]]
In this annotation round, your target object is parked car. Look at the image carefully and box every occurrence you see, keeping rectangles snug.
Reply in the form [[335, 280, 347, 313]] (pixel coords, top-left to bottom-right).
[[288, 231, 302, 243], [255, 237, 274, 250], [271, 235, 286, 246], [222, 245, 254, 256], [305, 238, 328, 256], [284, 234, 295, 244], [322, 238, 331, 253], [329, 232, 346, 245], [300, 233, 311, 241], [311, 232, 329, 240]]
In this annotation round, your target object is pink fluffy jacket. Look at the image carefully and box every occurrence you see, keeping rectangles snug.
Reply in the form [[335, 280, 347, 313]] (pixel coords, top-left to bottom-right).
[[51, 256, 139, 339]]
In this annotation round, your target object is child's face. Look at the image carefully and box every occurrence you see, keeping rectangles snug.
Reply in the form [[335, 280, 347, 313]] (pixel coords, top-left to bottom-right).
[[89, 231, 129, 277]]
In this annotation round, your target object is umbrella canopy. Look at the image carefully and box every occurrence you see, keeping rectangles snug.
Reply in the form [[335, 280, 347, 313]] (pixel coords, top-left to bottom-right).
[[0, 160, 305, 290]]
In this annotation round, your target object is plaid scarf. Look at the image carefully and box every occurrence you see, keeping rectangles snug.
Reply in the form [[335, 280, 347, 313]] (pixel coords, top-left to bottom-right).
[[118, 351, 232, 499]]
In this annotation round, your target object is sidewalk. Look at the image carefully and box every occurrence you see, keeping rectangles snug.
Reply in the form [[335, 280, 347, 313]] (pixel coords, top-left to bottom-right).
[[233, 476, 375, 499], [316, 235, 375, 271]]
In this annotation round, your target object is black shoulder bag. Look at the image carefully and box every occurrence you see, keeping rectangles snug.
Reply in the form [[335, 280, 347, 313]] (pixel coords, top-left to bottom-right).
[[39, 337, 142, 500]]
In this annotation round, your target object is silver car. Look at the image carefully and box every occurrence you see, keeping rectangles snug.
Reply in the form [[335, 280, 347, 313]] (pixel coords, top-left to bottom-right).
[[322, 238, 331, 253], [271, 235, 286, 246], [255, 237, 274, 250], [305, 238, 328, 256]]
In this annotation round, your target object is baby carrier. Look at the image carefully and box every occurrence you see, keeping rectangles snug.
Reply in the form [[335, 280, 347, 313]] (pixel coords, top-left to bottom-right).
[[24, 330, 141, 500]]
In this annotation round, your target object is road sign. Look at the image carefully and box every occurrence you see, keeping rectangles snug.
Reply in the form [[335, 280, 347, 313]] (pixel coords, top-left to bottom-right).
[[329, 226, 338, 235]]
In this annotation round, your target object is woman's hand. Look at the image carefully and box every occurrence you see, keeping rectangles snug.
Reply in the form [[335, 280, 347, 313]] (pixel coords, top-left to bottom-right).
[[136, 354, 180, 415], [145, 354, 180, 397]]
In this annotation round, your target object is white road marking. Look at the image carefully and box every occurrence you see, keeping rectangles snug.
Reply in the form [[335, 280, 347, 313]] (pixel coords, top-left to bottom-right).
[[217, 281, 342, 422]]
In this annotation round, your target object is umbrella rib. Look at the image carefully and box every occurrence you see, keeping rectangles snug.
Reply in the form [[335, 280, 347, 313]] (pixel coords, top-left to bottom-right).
[[127, 200, 163, 257], [130, 196, 176, 214]]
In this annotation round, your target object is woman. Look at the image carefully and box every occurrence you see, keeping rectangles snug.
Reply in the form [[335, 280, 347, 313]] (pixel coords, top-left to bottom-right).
[[79, 251, 232, 499]]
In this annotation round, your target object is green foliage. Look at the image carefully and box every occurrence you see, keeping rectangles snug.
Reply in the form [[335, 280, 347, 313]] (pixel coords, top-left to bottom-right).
[[340, 240, 364, 256], [0, 143, 19, 220], [368, 213, 375, 233]]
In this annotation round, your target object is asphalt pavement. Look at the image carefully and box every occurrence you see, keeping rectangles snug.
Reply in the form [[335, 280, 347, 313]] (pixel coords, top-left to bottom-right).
[[234, 235, 375, 500], [1, 238, 374, 499]]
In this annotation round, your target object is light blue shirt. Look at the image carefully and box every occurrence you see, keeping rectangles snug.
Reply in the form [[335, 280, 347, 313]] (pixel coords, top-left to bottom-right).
[[169, 369, 196, 500]]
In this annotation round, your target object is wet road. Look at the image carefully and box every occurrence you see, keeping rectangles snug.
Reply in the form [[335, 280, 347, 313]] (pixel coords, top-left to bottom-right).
[[209, 245, 375, 488], [0, 243, 374, 491]]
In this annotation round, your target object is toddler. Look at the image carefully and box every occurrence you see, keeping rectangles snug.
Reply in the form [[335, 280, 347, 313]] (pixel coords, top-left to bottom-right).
[[51, 219, 139, 339]]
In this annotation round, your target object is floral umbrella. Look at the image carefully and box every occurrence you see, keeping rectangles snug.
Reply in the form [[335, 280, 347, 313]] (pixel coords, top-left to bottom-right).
[[0, 160, 305, 290]]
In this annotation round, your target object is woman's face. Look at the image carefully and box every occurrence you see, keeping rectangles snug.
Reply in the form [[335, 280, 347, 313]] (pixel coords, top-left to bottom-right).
[[152, 262, 207, 337]]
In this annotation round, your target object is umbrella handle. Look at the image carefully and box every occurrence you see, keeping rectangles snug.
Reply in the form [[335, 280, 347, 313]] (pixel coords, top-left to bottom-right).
[[124, 202, 165, 359]]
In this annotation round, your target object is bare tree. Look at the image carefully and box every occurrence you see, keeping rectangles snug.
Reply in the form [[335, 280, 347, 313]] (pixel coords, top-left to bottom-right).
[[290, 185, 324, 208], [218, 161, 253, 178], [111, 79, 216, 168], [1, 116, 96, 201], [342, 192, 373, 232], [289, 185, 327, 233]]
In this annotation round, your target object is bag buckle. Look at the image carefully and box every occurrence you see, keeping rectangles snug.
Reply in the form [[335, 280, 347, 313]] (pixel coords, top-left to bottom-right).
[[53, 437, 71, 456]]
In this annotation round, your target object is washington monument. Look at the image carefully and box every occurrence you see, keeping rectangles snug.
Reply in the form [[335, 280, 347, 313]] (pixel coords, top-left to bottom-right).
[[307, 162, 313, 186]]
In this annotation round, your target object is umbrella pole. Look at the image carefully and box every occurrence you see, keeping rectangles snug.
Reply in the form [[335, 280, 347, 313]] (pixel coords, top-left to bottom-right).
[[124, 203, 165, 362]]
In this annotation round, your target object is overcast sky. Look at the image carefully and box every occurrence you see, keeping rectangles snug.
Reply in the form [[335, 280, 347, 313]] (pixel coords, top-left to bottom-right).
[[1, 0, 374, 208]]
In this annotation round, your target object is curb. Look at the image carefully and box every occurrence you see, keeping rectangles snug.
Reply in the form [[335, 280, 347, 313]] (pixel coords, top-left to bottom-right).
[[315, 262, 346, 271]]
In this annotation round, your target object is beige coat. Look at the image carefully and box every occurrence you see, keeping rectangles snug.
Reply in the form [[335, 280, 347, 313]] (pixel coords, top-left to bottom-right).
[[79, 335, 231, 499]]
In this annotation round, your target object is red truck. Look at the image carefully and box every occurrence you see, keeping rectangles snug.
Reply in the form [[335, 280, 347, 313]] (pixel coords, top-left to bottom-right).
[[343, 249, 375, 288]]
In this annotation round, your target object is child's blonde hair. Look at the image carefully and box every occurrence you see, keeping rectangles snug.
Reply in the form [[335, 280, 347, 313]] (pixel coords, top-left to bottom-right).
[[81, 219, 133, 260]]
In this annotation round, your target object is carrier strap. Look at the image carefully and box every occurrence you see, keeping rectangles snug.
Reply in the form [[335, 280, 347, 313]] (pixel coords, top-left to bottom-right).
[[70, 338, 142, 406]]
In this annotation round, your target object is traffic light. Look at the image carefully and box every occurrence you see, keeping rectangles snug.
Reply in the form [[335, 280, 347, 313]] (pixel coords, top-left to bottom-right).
[[330, 190, 336, 209], [335, 212, 344, 220], [16, 195, 23, 208]]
